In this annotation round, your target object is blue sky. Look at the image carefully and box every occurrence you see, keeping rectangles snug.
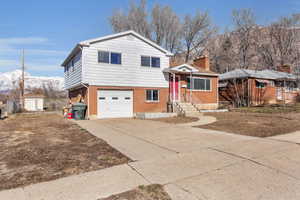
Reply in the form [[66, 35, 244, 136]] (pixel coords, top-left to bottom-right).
[[0, 0, 299, 77]]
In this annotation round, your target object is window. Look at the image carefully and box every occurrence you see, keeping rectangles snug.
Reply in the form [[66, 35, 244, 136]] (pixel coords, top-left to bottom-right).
[[98, 51, 121, 65], [111, 52, 122, 64], [146, 90, 159, 102], [71, 60, 75, 72], [256, 81, 266, 88], [187, 78, 211, 91], [151, 57, 160, 68], [141, 56, 160, 68], [141, 56, 151, 67], [98, 51, 110, 63]]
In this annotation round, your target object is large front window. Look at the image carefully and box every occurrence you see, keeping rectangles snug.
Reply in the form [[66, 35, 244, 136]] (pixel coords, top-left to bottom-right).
[[187, 77, 211, 91]]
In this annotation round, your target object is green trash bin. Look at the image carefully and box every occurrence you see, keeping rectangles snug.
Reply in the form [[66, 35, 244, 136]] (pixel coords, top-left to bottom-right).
[[72, 103, 87, 120]]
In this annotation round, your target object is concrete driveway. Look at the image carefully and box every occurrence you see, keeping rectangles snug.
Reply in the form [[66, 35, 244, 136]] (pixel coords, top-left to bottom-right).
[[2, 118, 300, 200], [77, 119, 300, 200]]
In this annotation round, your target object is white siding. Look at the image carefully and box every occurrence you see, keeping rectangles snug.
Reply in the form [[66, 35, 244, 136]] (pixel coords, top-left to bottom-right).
[[82, 34, 169, 88], [64, 51, 82, 89]]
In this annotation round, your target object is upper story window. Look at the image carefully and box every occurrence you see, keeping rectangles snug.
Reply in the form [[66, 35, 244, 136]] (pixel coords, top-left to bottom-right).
[[111, 52, 122, 64], [98, 51, 110, 63], [151, 57, 160, 68], [141, 56, 160, 68], [141, 56, 151, 67], [71, 59, 75, 72], [187, 77, 211, 91], [98, 51, 122, 65]]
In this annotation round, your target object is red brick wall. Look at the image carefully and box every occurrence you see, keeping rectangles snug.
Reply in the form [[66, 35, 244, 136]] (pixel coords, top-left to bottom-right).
[[178, 74, 218, 104], [88, 85, 169, 116], [249, 78, 276, 105]]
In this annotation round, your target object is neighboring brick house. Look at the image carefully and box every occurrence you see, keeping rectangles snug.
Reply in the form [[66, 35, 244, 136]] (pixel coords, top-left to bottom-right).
[[219, 68, 299, 106], [62, 31, 219, 119]]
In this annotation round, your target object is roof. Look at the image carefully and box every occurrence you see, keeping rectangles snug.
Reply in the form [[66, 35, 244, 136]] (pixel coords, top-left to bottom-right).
[[163, 63, 219, 77], [219, 69, 297, 81], [24, 94, 45, 98], [62, 30, 173, 66]]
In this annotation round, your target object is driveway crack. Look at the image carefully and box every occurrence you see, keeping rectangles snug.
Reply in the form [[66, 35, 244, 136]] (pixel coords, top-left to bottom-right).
[[208, 147, 300, 181], [127, 164, 152, 184]]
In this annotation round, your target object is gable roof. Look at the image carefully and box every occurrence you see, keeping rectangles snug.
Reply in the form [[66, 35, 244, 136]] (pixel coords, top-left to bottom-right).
[[62, 30, 173, 66], [219, 69, 297, 81], [163, 63, 219, 76]]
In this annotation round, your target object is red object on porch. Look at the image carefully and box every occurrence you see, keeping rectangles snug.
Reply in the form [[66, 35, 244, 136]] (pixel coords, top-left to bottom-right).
[[67, 113, 73, 119], [169, 76, 179, 101]]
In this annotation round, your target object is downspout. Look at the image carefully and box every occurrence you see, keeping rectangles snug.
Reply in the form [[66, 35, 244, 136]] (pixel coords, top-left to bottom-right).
[[190, 72, 192, 103]]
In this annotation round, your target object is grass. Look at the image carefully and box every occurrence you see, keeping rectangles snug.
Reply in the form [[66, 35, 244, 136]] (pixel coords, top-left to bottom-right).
[[232, 103, 300, 113], [150, 116, 199, 124], [198, 105, 300, 137], [99, 184, 171, 200], [0, 113, 130, 191]]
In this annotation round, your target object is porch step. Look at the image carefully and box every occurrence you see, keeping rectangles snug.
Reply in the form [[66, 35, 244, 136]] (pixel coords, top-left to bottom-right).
[[176, 102, 202, 117]]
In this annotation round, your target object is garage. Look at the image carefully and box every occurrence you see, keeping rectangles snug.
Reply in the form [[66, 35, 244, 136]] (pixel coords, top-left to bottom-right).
[[97, 90, 133, 118], [24, 95, 44, 111]]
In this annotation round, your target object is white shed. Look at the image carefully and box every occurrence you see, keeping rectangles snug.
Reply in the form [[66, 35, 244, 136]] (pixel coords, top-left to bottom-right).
[[24, 94, 44, 111]]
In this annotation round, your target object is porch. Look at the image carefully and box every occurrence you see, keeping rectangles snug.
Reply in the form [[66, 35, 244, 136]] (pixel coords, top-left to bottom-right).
[[163, 63, 219, 111]]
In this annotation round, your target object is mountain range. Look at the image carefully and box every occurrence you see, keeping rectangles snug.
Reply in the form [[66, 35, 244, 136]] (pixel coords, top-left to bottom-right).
[[0, 70, 64, 93]]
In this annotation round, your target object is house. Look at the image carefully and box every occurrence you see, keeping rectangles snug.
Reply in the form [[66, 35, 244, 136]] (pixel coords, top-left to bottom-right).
[[164, 56, 219, 110], [24, 94, 45, 111], [62, 30, 219, 119], [219, 68, 299, 106]]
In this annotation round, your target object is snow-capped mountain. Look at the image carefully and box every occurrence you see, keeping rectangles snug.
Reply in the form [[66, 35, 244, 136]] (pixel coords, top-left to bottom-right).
[[0, 70, 64, 93]]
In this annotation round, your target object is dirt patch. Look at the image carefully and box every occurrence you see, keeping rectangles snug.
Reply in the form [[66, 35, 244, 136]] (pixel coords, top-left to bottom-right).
[[198, 111, 300, 137], [151, 116, 199, 124], [0, 113, 130, 191], [99, 184, 171, 200]]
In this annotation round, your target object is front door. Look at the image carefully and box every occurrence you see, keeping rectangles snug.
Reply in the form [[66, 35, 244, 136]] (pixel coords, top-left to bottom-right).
[[169, 75, 179, 101]]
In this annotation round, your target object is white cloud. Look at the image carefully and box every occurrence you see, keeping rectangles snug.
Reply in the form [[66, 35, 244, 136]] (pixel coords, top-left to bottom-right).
[[0, 37, 49, 46], [0, 36, 65, 75]]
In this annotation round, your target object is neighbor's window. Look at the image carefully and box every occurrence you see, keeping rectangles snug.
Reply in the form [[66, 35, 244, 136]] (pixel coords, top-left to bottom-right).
[[98, 51, 110, 63], [151, 57, 160, 68], [146, 90, 159, 102], [187, 78, 211, 91], [111, 52, 122, 64], [256, 81, 266, 88], [141, 56, 151, 67]]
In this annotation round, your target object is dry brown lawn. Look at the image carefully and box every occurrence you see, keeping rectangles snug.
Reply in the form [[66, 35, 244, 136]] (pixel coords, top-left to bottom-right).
[[199, 111, 300, 137], [0, 113, 130, 191], [151, 116, 199, 124], [99, 184, 171, 200]]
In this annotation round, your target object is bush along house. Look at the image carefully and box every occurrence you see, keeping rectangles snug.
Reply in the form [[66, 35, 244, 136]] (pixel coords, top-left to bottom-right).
[[62, 30, 219, 119], [219, 66, 299, 107]]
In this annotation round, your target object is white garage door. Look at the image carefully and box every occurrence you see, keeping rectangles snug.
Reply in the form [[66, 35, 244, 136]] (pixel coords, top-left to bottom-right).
[[97, 90, 133, 118]]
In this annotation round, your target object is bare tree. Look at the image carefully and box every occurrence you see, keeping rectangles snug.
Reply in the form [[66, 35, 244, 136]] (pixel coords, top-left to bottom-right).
[[231, 8, 257, 68], [151, 4, 182, 53], [255, 15, 300, 70], [182, 11, 216, 62], [109, 0, 150, 38]]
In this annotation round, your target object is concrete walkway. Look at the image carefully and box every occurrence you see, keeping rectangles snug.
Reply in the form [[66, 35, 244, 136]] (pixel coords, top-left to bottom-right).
[[2, 118, 300, 200]]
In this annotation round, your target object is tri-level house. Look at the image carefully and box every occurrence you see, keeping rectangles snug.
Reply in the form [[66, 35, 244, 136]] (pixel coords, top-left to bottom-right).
[[62, 30, 219, 119]]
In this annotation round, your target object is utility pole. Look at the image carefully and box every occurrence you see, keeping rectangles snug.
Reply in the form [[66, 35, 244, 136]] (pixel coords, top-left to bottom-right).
[[20, 49, 25, 110]]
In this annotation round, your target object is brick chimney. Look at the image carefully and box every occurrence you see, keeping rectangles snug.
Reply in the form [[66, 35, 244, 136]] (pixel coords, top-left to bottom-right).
[[193, 56, 210, 71], [277, 65, 291, 74]]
